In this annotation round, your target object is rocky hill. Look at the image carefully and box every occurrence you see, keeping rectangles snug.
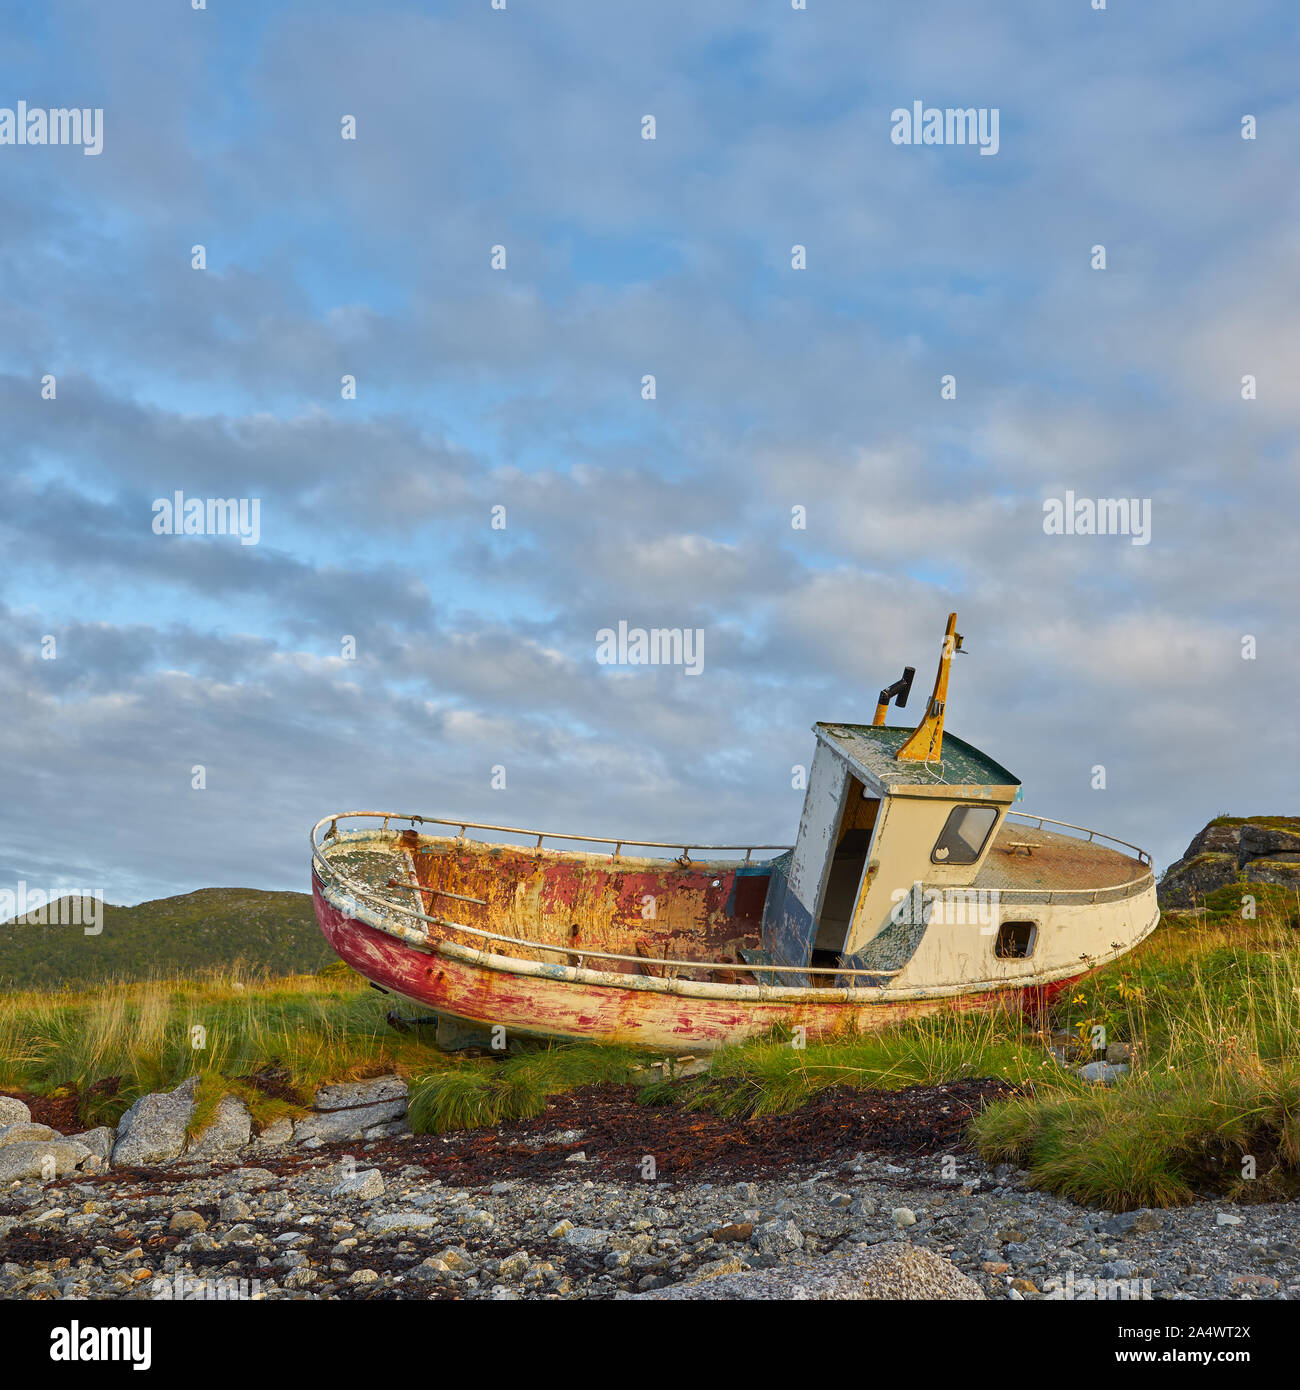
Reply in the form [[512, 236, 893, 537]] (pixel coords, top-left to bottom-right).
[[0, 887, 330, 990], [1158, 818, 1300, 908]]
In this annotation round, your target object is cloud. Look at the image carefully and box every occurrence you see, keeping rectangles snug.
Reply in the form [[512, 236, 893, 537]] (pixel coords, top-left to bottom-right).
[[0, 1, 1295, 902]]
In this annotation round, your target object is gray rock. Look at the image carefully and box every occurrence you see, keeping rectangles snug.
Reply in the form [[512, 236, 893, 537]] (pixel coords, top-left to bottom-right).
[[367, 1211, 437, 1235], [1239, 824, 1300, 861], [313, 1076, 408, 1110], [1189, 823, 1242, 857], [227, 1166, 278, 1190], [111, 1078, 197, 1166], [1245, 858, 1300, 889], [293, 1101, 407, 1145], [751, 1218, 804, 1254], [363, 1121, 408, 1140], [0, 1139, 92, 1182], [1100, 1209, 1163, 1237], [634, 1243, 984, 1301], [1078, 1061, 1130, 1086], [0, 1122, 60, 1148], [70, 1128, 114, 1164], [186, 1095, 252, 1158], [252, 1116, 294, 1148], [0, 1097, 31, 1127], [331, 1168, 384, 1201], [1157, 851, 1237, 908], [562, 1226, 611, 1252], [219, 1196, 251, 1222], [1161, 820, 1300, 907]]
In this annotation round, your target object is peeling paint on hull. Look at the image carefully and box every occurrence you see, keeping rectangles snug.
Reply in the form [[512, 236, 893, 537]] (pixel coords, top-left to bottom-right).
[[313, 877, 1083, 1051]]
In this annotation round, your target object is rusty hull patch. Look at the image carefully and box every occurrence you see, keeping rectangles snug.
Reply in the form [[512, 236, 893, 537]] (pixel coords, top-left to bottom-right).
[[404, 837, 769, 975]]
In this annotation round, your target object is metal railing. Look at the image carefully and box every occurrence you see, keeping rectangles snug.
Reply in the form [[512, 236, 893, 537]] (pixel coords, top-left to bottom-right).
[[1004, 811, 1152, 866], [310, 812, 885, 980], [314, 810, 791, 864], [993, 812, 1155, 904]]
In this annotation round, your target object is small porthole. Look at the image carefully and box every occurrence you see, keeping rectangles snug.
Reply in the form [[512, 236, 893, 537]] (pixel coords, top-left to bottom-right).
[[995, 920, 1037, 959]]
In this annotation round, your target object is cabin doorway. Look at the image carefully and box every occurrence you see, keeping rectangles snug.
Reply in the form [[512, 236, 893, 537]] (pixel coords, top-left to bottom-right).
[[812, 776, 879, 966]]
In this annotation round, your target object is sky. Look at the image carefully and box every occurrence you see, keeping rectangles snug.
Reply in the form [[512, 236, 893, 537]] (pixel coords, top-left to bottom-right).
[[2, 0, 1298, 905]]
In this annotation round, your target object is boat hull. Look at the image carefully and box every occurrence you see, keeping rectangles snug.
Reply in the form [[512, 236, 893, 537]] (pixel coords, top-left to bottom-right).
[[314, 876, 1083, 1051]]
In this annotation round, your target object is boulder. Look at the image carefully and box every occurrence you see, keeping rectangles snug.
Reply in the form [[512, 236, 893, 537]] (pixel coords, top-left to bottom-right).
[[251, 1116, 294, 1149], [0, 1139, 92, 1183], [1160, 819, 1300, 908], [1078, 1061, 1130, 1086], [366, 1211, 437, 1235], [331, 1168, 385, 1201], [561, 1226, 610, 1252], [70, 1127, 115, 1165], [186, 1095, 252, 1158], [1239, 824, 1300, 860], [293, 1104, 405, 1145], [313, 1077, 407, 1110], [0, 1123, 60, 1148], [1158, 852, 1236, 908], [227, 1167, 278, 1190], [750, 1218, 804, 1254], [293, 1076, 407, 1145], [633, 1243, 984, 1300], [1183, 823, 1241, 859], [294, 1102, 407, 1145], [0, 1097, 31, 1127], [111, 1078, 198, 1167], [1245, 858, 1300, 889]]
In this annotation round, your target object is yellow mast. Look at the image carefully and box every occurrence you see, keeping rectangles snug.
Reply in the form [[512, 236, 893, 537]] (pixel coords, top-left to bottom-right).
[[895, 612, 962, 762]]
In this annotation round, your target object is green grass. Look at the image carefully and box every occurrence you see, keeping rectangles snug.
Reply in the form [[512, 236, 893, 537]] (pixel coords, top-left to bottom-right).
[[406, 1044, 643, 1133], [647, 1008, 1056, 1119], [4, 880, 1300, 1211], [1210, 815, 1300, 830], [966, 900, 1300, 1209], [0, 964, 450, 1128]]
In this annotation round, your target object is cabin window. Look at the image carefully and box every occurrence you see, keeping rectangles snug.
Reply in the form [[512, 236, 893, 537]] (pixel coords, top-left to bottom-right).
[[995, 920, 1037, 959], [930, 805, 998, 864]]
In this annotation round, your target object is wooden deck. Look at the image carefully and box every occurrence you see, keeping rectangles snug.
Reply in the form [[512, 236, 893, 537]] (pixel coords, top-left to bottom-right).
[[974, 822, 1149, 894]]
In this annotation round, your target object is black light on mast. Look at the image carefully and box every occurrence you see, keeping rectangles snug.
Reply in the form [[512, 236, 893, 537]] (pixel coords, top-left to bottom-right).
[[872, 665, 916, 727]]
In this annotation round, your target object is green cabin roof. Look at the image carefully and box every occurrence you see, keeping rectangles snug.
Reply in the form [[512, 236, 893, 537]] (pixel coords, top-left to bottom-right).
[[814, 722, 1021, 792]]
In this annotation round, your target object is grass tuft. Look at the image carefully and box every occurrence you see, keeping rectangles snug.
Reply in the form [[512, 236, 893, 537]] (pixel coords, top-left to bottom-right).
[[406, 1043, 641, 1134]]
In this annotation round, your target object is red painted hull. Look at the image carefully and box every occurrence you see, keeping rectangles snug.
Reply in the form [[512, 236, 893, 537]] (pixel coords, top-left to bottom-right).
[[314, 876, 1083, 1051]]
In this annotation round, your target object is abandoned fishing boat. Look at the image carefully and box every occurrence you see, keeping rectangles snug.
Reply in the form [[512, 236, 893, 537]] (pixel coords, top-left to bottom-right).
[[311, 613, 1159, 1051]]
